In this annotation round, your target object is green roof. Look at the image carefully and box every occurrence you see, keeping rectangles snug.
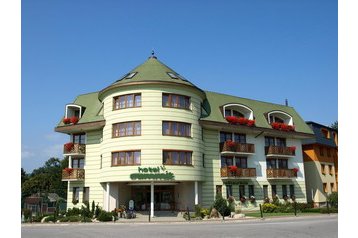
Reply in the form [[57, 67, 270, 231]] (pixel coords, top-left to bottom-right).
[[56, 91, 103, 126], [201, 91, 314, 135]]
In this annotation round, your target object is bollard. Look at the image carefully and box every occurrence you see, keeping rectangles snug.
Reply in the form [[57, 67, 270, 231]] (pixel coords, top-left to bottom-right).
[[259, 204, 263, 219], [148, 210, 151, 222], [294, 202, 297, 216]]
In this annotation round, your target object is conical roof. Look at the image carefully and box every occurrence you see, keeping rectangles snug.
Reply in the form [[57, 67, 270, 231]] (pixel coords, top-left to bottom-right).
[[98, 55, 204, 100]]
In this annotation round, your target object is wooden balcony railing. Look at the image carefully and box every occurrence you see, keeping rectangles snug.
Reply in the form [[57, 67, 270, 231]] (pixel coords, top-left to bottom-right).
[[220, 167, 256, 178], [63, 143, 86, 154], [266, 168, 297, 179], [220, 141, 255, 154], [62, 168, 85, 181], [265, 146, 295, 156]]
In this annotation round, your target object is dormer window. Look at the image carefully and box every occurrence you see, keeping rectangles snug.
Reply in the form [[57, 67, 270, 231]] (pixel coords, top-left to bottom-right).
[[321, 129, 330, 139], [223, 104, 254, 119], [268, 111, 295, 131], [63, 104, 83, 125]]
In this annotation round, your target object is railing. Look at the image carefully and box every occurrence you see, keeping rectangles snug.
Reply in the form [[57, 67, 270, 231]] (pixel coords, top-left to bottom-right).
[[266, 168, 297, 178], [220, 141, 255, 154], [63, 143, 86, 154], [62, 168, 85, 181], [220, 167, 256, 178], [265, 146, 295, 156]]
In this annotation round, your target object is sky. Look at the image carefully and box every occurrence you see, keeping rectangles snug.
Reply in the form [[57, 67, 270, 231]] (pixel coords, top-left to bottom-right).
[[21, 0, 338, 173]]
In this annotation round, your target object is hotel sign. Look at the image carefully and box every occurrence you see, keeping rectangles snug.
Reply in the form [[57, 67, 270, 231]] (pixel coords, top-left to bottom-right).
[[130, 166, 175, 180]]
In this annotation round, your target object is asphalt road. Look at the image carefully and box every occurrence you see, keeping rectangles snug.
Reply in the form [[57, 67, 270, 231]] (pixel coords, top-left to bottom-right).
[[22, 215, 338, 238]]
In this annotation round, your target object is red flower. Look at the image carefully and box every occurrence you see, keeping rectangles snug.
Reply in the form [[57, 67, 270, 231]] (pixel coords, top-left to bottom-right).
[[228, 165, 238, 173], [226, 140, 236, 147], [271, 122, 295, 131], [292, 168, 299, 173], [271, 122, 280, 129], [289, 146, 296, 152], [63, 117, 71, 124], [225, 116, 239, 124], [238, 117, 248, 125], [247, 119, 255, 127], [64, 142, 74, 152], [64, 168, 74, 173], [70, 116, 79, 124]]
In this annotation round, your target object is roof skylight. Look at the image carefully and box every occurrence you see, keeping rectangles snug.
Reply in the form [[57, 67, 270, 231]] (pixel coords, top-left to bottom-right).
[[126, 72, 137, 79], [167, 72, 178, 79]]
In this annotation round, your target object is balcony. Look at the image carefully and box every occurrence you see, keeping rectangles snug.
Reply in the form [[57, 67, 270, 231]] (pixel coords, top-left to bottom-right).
[[266, 168, 297, 179], [265, 146, 295, 157], [220, 141, 255, 155], [63, 143, 86, 155], [62, 168, 85, 181], [220, 167, 256, 178]]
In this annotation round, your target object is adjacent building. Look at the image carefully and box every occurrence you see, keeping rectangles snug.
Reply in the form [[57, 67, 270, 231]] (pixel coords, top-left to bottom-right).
[[55, 54, 314, 216], [302, 121, 338, 206]]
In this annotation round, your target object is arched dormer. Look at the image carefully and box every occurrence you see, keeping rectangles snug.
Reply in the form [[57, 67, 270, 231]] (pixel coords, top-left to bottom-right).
[[223, 104, 254, 120], [267, 111, 293, 125], [65, 104, 83, 119]]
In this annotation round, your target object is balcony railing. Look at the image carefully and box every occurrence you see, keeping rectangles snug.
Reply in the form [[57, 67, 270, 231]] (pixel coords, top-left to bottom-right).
[[220, 167, 256, 178], [220, 141, 255, 154], [266, 168, 297, 179], [62, 168, 85, 181], [265, 146, 295, 157], [63, 143, 86, 155]]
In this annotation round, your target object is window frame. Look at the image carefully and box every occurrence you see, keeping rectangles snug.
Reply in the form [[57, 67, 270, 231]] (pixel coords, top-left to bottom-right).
[[162, 150, 193, 166], [113, 93, 141, 110], [111, 150, 141, 166], [162, 121, 191, 137], [72, 187, 80, 203], [112, 121, 141, 138], [162, 93, 191, 110]]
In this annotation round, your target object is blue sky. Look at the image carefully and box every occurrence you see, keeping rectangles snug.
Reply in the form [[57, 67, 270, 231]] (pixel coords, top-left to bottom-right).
[[21, 0, 337, 172]]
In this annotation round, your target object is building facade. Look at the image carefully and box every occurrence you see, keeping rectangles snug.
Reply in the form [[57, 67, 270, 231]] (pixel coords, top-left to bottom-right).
[[302, 121, 338, 206], [55, 55, 314, 216]]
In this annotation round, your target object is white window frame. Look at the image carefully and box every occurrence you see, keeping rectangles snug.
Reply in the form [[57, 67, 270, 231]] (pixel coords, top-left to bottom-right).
[[267, 111, 293, 125], [223, 104, 254, 119]]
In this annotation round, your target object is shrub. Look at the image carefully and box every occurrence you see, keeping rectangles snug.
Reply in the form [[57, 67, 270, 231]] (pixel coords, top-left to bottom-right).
[[262, 203, 278, 213], [59, 215, 82, 222], [23, 209, 32, 221], [97, 211, 113, 222], [44, 215, 56, 223], [212, 195, 230, 216], [320, 207, 338, 213], [328, 192, 338, 208], [66, 207, 81, 216]]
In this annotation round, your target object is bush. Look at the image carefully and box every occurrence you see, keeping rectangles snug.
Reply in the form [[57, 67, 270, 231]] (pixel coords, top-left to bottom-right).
[[328, 192, 338, 208], [262, 203, 278, 213], [44, 215, 56, 223], [97, 211, 113, 222], [23, 209, 32, 221], [66, 207, 81, 216], [212, 195, 230, 216], [59, 215, 82, 222], [301, 208, 321, 213], [320, 207, 338, 213]]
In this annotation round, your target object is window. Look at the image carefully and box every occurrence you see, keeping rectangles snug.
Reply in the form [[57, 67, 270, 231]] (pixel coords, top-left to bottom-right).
[[321, 129, 330, 139], [221, 156, 234, 167], [263, 185, 268, 199], [72, 187, 80, 203], [329, 165, 333, 175], [239, 185, 245, 198], [269, 115, 284, 123], [216, 185, 222, 195], [225, 109, 244, 118], [249, 185, 255, 197], [113, 121, 141, 137], [167, 72, 178, 79], [235, 157, 248, 168], [112, 151, 141, 166], [83, 187, 89, 203], [282, 185, 287, 198], [162, 93, 190, 109], [321, 164, 326, 175], [162, 121, 191, 137], [319, 147, 324, 156], [266, 159, 277, 169], [234, 133, 246, 144], [278, 159, 288, 169], [163, 150, 192, 165], [265, 137, 275, 146], [72, 158, 85, 169], [271, 185, 277, 198], [220, 132, 232, 143], [330, 183, 335, 192], [276, 138, 286, 147], [289, 185, 295, 198], [113, 93, 141, 110], [323, 183, 328, 193], [72, 134, 86, 144], [226, 185, 232, 198]]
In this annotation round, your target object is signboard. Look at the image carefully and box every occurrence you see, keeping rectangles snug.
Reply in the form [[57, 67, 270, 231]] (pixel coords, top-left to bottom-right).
[[130, 166, 175, 180]]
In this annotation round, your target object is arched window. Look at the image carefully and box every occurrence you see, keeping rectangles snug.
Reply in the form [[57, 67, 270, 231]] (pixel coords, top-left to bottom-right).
[[223, 104, 254, 119], [267, 111, 293, 125], [65, 104, 83, 119]]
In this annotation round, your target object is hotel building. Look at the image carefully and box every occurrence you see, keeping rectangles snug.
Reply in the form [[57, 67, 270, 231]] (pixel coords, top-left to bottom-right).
[[55, 54, 314, 216]]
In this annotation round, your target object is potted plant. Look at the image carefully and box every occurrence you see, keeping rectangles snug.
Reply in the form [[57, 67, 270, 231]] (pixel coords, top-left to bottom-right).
[[247, 119, 255, 126], [228, 165, 238, 176], [70, 116, 79, 124], [225, 116, 239, 124], [289, 146, 296, 152], [63, 117, 71, 124], [249, 196, 256, 203], [292, 167, 299, 176], [226, 140, 236, 148]]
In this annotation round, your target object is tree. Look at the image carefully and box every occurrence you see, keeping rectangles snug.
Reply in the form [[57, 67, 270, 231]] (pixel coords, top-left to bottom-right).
[[331, 121, 338, 130]]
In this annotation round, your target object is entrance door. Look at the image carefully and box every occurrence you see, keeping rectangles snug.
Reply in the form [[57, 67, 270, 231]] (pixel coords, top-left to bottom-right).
[[131, 185, 175, 211]]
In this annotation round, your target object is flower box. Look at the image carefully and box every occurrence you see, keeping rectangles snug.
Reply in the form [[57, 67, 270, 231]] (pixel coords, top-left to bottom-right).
[[228, 165, 238, 173], [271, 122, 295, 131], [226, 140, 236, 147], [64, 167, 74, 173], [289, 146, 296, 152], [63, 117, 71, 124], [64, 142, 74, 152], [70, 116, 79, 124], [225, 116, 239, 124], [292, 168, 299, 174], [226, 116, 255, 127]]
